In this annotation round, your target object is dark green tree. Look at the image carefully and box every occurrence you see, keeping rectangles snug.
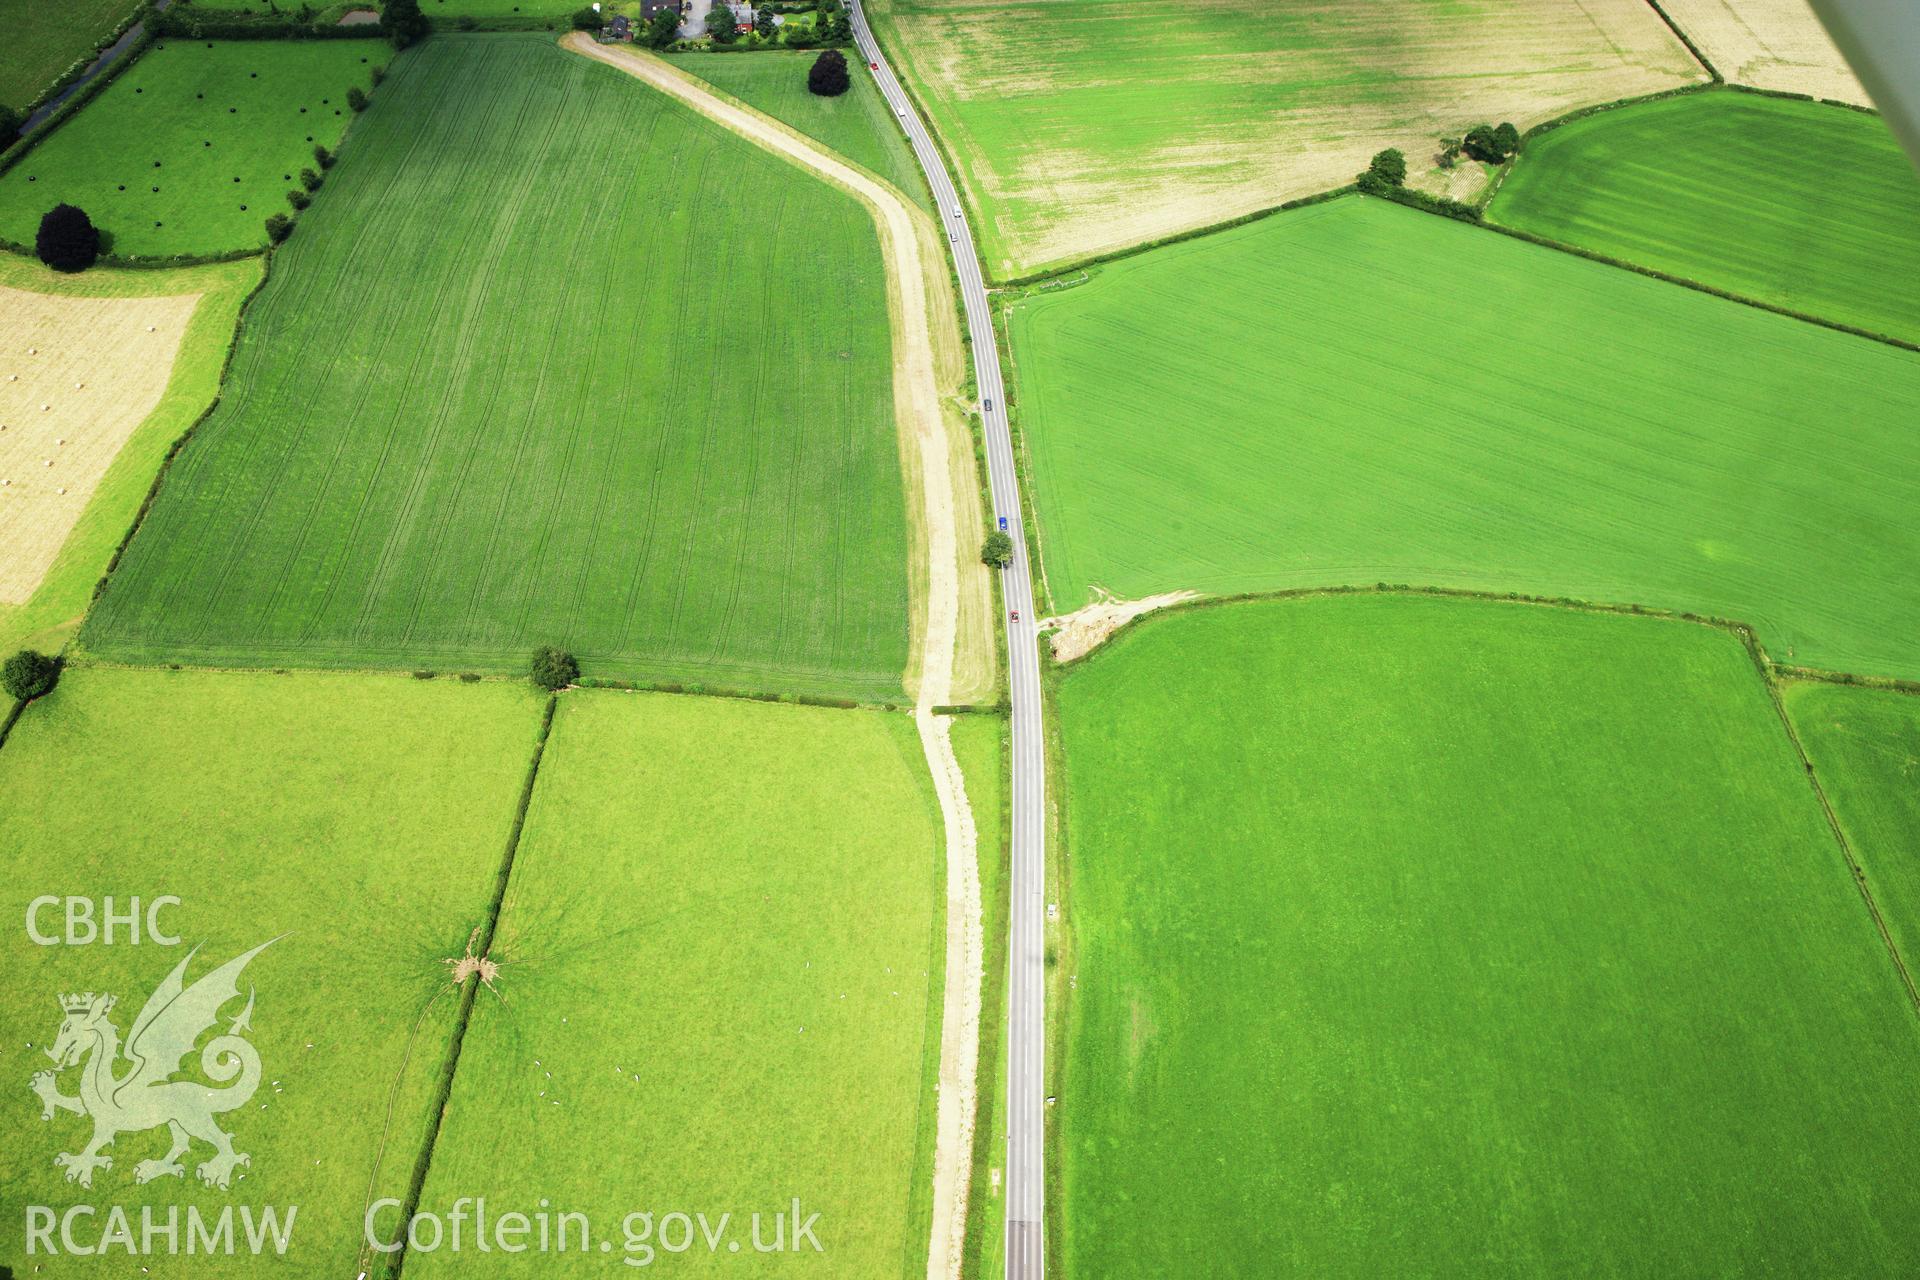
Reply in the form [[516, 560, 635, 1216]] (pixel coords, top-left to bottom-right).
[[382, 0, 429, 48], [572, 5, 604, 30], [300, 167, 323, 192], [808, 48, 849, 96], [706, 1, 738, 41], [346, 86, 368, 112], [0, 105, 22, 147], [982, 530, 1013, 567], [313, 142, 335, 169], [265, 213, 293, 242], [1462, 124, 1498, 163], [35, 204, 100, 272], [754, 6, 776, 38], [1492, 121, 1521, 160], [646, 7, 680, 46], [1366, 147, 1407, 187], [530, 646, 580, 691], [2, 650, 60, 702]]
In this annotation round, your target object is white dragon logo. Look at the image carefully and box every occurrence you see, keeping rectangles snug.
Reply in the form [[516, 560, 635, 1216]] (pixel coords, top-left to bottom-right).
[[30, 940, 277, 1190]]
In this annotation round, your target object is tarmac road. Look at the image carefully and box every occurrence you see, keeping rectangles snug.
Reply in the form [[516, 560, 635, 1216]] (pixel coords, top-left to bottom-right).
[[845, 6, 1048, 1276]]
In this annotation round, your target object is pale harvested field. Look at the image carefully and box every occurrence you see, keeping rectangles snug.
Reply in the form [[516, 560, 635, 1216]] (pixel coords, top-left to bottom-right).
[[868, 0, 1705, 277], [0, 287, 200, 603], [1660, 0, 1868, 105]]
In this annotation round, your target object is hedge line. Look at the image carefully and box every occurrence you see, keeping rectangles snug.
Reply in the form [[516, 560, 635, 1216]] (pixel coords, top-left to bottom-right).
[[573, 676, 897, 712], [154, 11, 386, 40], [90, 250, 276, 603], [3, 0, 156, 126], [1478, 219, 1920, 353], [1640, 0, 1722, 81], [388, 691, 557, 1280], [996, 185, 1357, 290], [0, 27, 158, 180]]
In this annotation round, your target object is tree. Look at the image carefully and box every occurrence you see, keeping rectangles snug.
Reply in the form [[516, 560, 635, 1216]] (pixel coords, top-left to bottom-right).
[[754, 6, 776, 38], [2, 650, 59, 702], [300, 166, 323, 191], [1462, 121, 1518, 164], [530, 646, 579, 691], [808, 48, 850, 97], [1366, 147, 1406, 187], [645, 7, 679, 46], [982, 530, 1013, 568], [0, 105, 21, 148], [572, 5, 603, 30], [313, 143, 335, 169], [265, 213, 293, 242], [824, 9, 851, 41], [287, 188, 311, 209], [705, 1, 737, 42], [382, 0, 428, 48], [346, 86, 368, 112], [35, 204, 99, 272]]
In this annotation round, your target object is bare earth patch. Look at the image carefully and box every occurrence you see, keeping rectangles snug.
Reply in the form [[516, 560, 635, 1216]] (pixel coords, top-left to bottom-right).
[[0, 286, 200, 604], [561, 38, 987, 1280], [1045, 590, 1197, 664], [1658, 0, 1868, 105]]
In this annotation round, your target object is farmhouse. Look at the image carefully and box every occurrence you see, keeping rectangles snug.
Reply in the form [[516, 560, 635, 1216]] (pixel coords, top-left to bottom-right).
[[602, 14, 632, 41]]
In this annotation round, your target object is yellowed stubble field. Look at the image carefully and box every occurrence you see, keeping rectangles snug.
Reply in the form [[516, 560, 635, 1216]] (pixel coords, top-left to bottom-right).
[[0, 286, 200, 603], [868, 0, 1706, 277], [1659, 0, 1868, 106]]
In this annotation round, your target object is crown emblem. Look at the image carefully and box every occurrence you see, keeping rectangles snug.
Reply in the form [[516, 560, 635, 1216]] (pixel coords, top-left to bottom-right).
[[60, 992, 114, 1015]]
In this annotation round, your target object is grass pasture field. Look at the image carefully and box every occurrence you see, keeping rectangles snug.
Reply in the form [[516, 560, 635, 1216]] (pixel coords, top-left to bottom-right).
[[0, 0, 137, 112], [0, 38, 391, 258], [407, 691, 944, 1277], [0, 667, 548, 1279], [1788, 682, 1920, 984], [665, 51, 935, 214], [864, 0, 1702, 278], [1490, 91, 1920, 343], [0, 252, 261, 658], [1053, 594, 1920, 1277], [84, 34, 913, 701], [1009, 197, 1920, 679], [1659, 0, 1868, 105]]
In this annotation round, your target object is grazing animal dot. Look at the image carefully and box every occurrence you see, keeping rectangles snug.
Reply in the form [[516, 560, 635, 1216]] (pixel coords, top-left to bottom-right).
[[151, 186, 159, 193], [135, 87, 143, 93], [118, 184, 126, 191], [203, 140, 211, 147], [197, 92, 204, 99], [299, 107, 307, 113], [154, 220, 163, 227], [26, 175, 34, 181], [239, 204, 247, 211], [154, 160, 161, 167], [234, 176, 241, 183], [229, 107, 237, 113], [250, 72, 258, 78], [57, 487, 66, 495]]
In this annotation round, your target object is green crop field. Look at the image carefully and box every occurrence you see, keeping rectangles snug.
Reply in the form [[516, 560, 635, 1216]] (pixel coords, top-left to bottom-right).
[[0, 39, 391, 258], [0, 252, 261, 658], [1010, 197, 1920, 679], [0, 0, 137, 112], [0, 667, 548, 1278], [1053, 593, 1920, 1278], [864, 0, 1700, 278], [407, 691, 942, 1276], [1490, 91, 1920, 343], [1788, 682, 1920, 981], [666, 51, 934, 214], [83, 34, 912, 701]]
